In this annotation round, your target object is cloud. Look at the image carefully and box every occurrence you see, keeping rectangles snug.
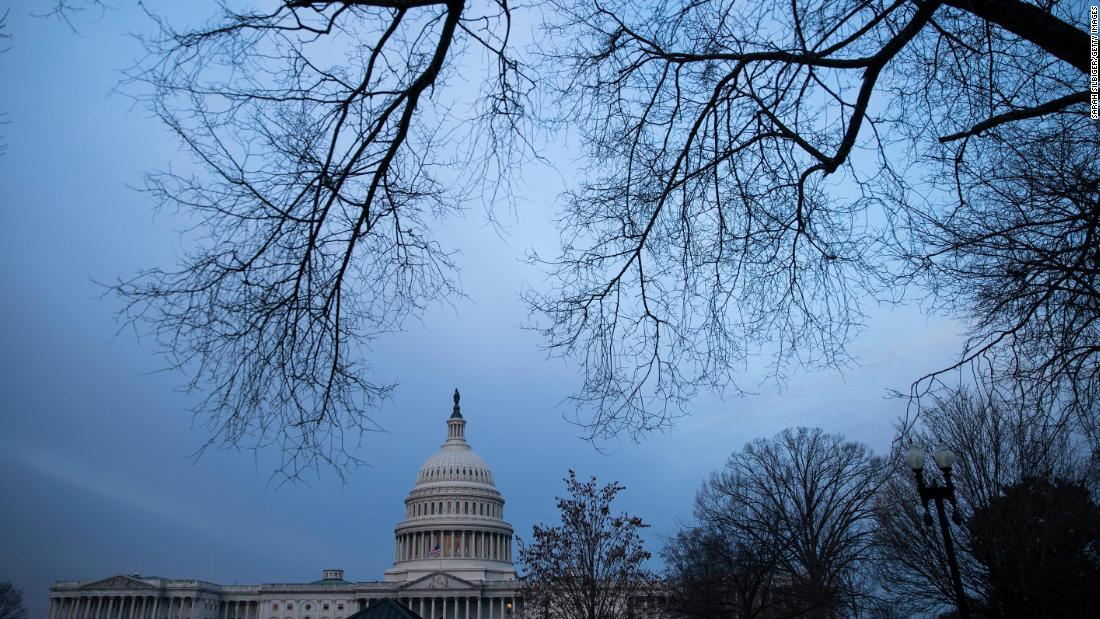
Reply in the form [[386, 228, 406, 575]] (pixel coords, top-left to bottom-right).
[[0, 440, 316, 552]]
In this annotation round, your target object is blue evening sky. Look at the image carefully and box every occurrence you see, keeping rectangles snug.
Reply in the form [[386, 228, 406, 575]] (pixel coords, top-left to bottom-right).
[[0, 4, 961, 617]]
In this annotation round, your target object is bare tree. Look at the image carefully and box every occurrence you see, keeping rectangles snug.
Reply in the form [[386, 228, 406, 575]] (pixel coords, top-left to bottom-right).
[[45, 0, 1096, 472], [0, 583, 26, 619], [527, 0, 1098, 441], [872, 387, 1096, 616], [517, 471, 654, 619], [663, 523, 786, 618], [691, 428, 885, 617], [107, 1, 533, 479]]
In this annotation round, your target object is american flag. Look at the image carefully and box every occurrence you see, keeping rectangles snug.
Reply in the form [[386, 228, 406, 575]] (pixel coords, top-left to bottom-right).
[[428, 544, 441, 558]]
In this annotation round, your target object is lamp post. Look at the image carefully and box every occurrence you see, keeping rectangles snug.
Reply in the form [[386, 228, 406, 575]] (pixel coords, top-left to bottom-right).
[[905, 443, 969, 618]]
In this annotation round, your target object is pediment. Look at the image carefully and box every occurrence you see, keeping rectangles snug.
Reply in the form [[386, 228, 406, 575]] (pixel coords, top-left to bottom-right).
[[398, 572, 477, 592], [81, 575, 157, 590]]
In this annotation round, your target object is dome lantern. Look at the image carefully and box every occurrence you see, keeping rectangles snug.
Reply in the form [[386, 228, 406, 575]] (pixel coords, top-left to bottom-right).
[[447, 388, 466, 442]]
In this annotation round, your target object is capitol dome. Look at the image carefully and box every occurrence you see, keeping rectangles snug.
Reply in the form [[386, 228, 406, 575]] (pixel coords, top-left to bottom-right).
[[383, 390, 516, 584], [415, 440, 495, 486]]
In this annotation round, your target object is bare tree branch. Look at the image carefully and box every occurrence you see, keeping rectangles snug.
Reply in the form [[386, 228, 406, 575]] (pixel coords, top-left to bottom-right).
[[111, 0, 536, 480], [529, 0, 1097, 441]]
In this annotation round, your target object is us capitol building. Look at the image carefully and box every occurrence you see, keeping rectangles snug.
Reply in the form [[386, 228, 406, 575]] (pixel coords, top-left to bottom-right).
[[49, 392, 533, 619]]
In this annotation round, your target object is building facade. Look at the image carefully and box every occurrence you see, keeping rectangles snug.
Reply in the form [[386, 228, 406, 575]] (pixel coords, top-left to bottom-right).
[[49, 391, 522, 619], [48, 392, 670, 619]]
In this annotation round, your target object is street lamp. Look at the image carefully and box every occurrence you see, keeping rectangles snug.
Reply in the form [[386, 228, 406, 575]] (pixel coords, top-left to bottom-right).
[[906, 443, 969, 618]]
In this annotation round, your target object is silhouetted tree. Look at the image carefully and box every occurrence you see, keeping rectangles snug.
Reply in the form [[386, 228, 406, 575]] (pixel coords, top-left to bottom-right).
[[106, 0, 533, 478], [527, 0, 1098, 443], [517, 471, 654, 619], [682, 428, 885, 617], [38, 0, 1096, 473], [663, 524, 785, 618], [968, 476, 1100, 618], [0, 583, 26, 619], [873, 388, 1096, 616]]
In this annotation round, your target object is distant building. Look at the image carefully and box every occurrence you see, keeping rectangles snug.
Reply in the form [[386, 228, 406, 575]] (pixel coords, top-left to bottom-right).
[[48, 392, 669, 619]]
